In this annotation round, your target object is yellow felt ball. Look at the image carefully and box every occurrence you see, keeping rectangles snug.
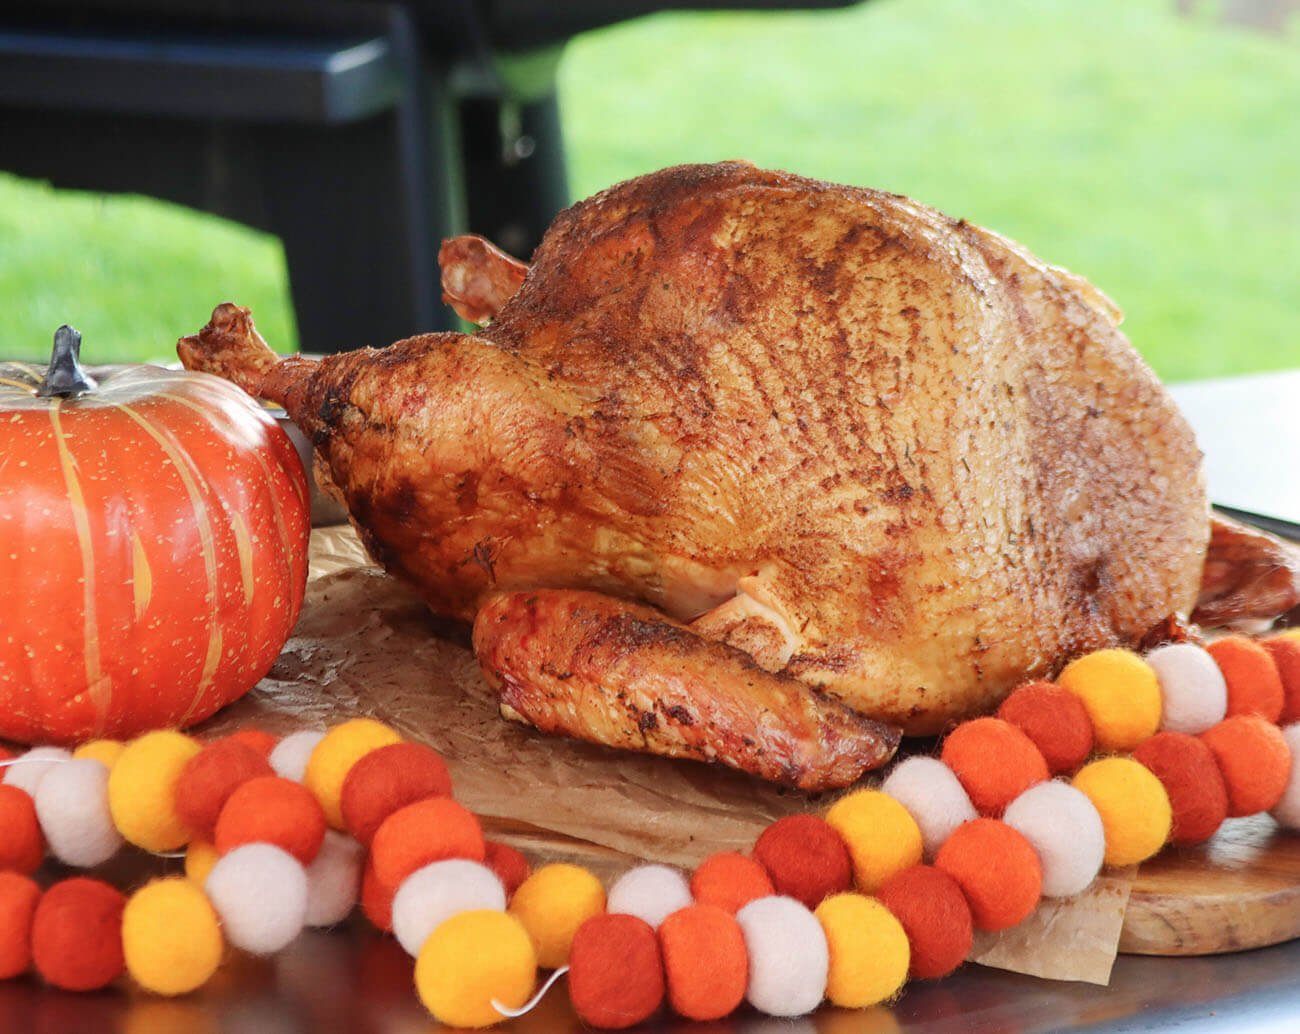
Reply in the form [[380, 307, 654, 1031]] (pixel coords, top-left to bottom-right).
[[508, 863, 606, 968], [815, 892, 910, 1008], [415, 909, 537, 1028], [73, 738, 125, 769], [824, 790, 923, 893], [185, 840, 220, 887], [1072, 757, 1172, 866], [303, 718, 403, 829], [1058, 649, 1162, 752], [108, 730, 201, 852], [122, 877, 224, 995]]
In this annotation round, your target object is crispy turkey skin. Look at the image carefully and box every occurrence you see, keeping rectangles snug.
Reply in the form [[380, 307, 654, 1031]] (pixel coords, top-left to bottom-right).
[[180, 161, 1232, 785]]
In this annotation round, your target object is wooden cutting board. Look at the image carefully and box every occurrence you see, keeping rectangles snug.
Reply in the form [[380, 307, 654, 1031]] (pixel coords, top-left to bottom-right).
[[1122, 815, 1300, 956]]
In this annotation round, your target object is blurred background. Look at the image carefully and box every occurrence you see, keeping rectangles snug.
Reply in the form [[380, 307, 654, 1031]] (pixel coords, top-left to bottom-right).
[[1, 0, 1297, 382]]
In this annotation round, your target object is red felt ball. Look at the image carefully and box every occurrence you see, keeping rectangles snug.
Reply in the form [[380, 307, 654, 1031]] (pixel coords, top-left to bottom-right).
[[0, 784, 44, 874], [174, 738, 275, 838], [1208, 636, 1284, 723], [0, 872, 41, 979], [1132, 732, 1229, 845], [339, 741, 453, 846], [751, 814, 852, 910], [214, 775, 327, 865], [1263, 636, 1300, 725], [569, 913, 665, 1029], [223, 728, 279, 757], [658, 904, 748, 1022], [1200, 714, 1291, 817], [997, 681, 1096, 774], [370, 797, 485, 891], [31, 878, 126, 991], [935, 819, 1042, 931], [483, 840, 532, 897], [941, 717, 1051, 815], [877, 864, 973, 979], [689, 852, 776, 914], [360, 856, 394, 932]]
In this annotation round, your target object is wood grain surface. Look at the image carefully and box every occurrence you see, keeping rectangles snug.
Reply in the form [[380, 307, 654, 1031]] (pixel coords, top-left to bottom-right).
[[1122, 815, 1300, 956]]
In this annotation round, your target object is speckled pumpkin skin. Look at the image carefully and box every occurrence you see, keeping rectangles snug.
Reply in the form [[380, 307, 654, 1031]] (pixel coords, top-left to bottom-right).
[[0, 361, 311, 743]]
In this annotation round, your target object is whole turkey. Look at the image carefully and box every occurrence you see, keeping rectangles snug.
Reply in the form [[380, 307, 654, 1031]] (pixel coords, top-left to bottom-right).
[[179, 162, 1294, 790]]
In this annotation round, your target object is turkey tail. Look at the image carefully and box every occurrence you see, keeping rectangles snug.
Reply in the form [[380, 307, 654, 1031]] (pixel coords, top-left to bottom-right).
[[1193, 514, 1300, 628]]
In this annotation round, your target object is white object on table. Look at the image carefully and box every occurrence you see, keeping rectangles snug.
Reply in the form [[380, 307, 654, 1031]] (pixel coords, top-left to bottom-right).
[[1169, 369, 1300, 526]]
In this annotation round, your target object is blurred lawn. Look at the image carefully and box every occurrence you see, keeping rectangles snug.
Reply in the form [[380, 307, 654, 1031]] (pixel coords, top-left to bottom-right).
[[2, 0, 1297, 380]]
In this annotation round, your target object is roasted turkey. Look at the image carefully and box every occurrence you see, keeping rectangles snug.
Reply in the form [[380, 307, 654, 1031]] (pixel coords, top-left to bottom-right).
[[179, 161, 1298, 790]]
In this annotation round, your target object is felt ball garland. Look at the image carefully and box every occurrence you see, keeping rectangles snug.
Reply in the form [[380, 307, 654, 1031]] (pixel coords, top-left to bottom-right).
[[1, 632, 1299, 1027]]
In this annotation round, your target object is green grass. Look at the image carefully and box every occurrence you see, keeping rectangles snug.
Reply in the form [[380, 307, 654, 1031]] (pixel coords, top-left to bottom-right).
[[0, 174, 296, 366], [3, 0, 1297, 380]]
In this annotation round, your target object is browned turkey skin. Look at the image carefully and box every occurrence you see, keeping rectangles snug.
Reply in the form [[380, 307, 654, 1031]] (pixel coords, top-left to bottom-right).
[[179, 162, 1298, 790]]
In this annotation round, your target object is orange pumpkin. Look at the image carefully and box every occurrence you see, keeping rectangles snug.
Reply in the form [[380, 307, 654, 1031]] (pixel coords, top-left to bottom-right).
[[0, 326, 311, 743]]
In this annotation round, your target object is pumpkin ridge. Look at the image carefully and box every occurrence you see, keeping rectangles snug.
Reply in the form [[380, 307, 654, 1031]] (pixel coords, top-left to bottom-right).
[[48, 398, 109, 733], [157, 389, 300, 597], [109, 401, 223, 727]]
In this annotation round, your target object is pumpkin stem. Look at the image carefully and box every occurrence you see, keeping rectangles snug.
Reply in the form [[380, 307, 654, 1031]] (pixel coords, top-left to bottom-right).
[[36, 325, 97, 398]]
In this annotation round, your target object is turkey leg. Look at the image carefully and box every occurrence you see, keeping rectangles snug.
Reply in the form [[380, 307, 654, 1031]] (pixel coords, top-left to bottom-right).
[[472, 588, 900, 791], [438, 235, 529, 326]]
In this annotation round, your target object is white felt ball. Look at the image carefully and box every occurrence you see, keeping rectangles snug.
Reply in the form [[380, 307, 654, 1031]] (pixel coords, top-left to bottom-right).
[[1003, 780, 1106, 898], [881, 755, 978, 859], [304, 830, 366, 927], [606, 864, 694, 930], [206, 843, 309, 954], [1269, 724, 1300, 830], [1146, 643, 1227, 735], [2, 746, 73, 797], [269, 730, 327, 783], [734, 895, 829, 1017], [391, 859, 507, 957], [33, 758, 123, 868]]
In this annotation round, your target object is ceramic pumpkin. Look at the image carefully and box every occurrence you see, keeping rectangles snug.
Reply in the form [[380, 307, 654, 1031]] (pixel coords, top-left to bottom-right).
[[0, 326, 311, 743]]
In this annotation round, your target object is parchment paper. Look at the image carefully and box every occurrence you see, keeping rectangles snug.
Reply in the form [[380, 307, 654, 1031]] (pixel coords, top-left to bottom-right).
[[198, 524, 1132, 984]]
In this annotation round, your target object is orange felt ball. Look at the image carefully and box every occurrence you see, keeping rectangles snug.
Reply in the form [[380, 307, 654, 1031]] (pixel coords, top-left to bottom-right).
[[752, 814, 852, 909], [1208, 636, 1284, 722], [31, 878, 126, 991], [484, 840, 532, 897], [934, 819, 1042, 931], [997, 681, 1096, 774], [569, 913, 665, 1029], [877, 864, 973, 980], [658, 904, 748, 1022], [941, 717, 1050, 815], [174, 738, 275, 838], [214, 775, 327, 865], [0, 872, 41, 979], [1263, 636, 1300, 725], [360, 857, 394, 932], [1200, 715, 1291, 817], [1132, 732, 1228, 845], [370, 797, 485, 891], [339, 741, 453, 846], [223, 728, 279, 757], [690, 852, 776, 914], [0, 784, 44, 874]]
